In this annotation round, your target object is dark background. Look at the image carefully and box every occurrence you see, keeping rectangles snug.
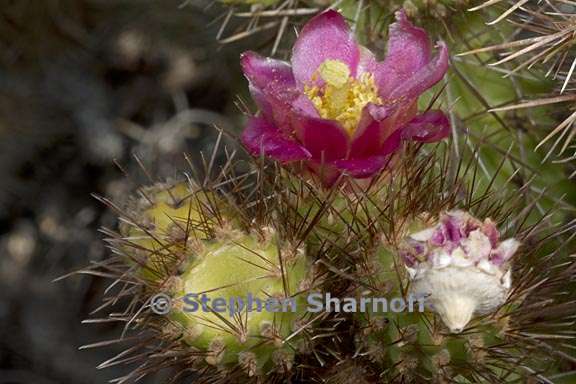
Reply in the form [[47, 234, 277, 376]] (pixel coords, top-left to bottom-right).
[[0, 1, 255, 382]]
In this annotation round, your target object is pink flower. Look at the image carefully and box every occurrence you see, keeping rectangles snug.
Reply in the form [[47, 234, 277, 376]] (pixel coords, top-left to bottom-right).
[[240, 9, 450, 184]]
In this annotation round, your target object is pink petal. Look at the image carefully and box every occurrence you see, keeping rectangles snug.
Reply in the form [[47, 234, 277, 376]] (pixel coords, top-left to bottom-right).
[[388, 42, 449, 100], [430, 227, 446, 246], [241, 51, 299, 112], [241, 51, 295, 91], [357, 46, 377, 75], [400, 249, 418, 267], [249, 85, 273, 118], [242, 52, 298, 128], [333, 156, 390, 178], [242, 116, 311, 162], [375, 10, 432, 97], [349, 104, 391, 158], [306, 161, 342, 187], [463, 215, 481, 236], [491, 239, 520, 266], [334, 129, 402, 178], [291, 94, 320, 118], [402, 110, 450, 143], [250, 84, 321, 135], [291, 10, 360, 86], [291, 113, 349, 161], [351, 101, 417, 158], [442, 215, 462, 243], [482, 219, 500, 248], [241, 52, 320, 129]]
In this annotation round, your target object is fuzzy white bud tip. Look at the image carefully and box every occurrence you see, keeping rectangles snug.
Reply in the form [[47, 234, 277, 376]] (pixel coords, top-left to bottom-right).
[[400, 210, 520, 332]]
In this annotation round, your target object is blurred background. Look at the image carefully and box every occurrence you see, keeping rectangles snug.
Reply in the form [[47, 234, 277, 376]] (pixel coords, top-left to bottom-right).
[[0, 1, 256, 382]]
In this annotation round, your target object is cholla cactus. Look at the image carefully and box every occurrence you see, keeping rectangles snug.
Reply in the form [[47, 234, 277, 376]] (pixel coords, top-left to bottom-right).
[[167, 225, 310, 375], [81, 164, 332, 382], [400, 210, 520, 333], [345, 151, 575, 381], [72, 2, 576, 383]]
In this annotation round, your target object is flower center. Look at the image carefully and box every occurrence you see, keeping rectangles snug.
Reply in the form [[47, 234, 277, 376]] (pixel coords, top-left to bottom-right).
[[304, 59, 382, 135]]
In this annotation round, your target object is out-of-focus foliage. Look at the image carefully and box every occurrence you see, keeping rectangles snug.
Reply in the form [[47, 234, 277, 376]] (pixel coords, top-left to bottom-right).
[[0, 1, 253, 382]]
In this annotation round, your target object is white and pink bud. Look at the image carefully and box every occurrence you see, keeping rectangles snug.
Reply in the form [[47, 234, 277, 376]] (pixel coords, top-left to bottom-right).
[[400, 211, 520, 333]]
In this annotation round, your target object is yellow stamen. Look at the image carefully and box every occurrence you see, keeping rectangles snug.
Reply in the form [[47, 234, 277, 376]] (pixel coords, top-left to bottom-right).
[[304, 59, 382, 135]]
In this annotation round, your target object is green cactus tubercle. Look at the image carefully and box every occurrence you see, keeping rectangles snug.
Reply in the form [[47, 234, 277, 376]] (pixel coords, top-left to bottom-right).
[[119, 182, 313, 376]]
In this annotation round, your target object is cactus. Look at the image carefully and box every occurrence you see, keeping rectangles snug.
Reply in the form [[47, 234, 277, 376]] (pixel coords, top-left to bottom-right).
[[352, 210, 515, 381], [72, 2, 576, 383], [167, 226, 311, 376], [341, 154, 575, 382], [81, 139, 576, 384], [85, 171, 331, 382], [117, 182, 216, 280]]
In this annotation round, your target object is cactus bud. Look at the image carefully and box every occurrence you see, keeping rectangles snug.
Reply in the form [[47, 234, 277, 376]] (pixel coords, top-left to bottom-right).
[[400, 210, 520, 333]]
